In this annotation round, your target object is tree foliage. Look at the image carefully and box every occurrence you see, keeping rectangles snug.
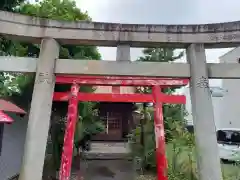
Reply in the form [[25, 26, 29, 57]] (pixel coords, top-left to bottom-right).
[[0, 0, 104, 178], [0, 0, 24, 11], [1, 0, 102, 103], [0, 0, 26, 97], [130, 47, 187, 174], [136, 48, 185, 138], [8, 0, 101, 108], [138, 48, 184, 62]]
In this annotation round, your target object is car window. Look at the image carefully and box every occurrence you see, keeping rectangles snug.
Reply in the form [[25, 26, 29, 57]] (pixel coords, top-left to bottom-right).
[[217, 130, 240, 145]]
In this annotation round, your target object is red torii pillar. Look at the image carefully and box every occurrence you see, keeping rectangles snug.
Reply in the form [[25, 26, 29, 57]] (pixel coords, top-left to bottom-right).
[[53, 75, 188, 180], [153, 86, 171, 180], [58, 83, 80, 180]]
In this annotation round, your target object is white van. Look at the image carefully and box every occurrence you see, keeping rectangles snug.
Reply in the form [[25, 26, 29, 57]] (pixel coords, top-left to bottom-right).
[[217, 128, 240, 161]]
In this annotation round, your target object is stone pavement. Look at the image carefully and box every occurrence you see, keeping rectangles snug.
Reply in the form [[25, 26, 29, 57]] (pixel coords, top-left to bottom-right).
[[72, 142, 135, 180]]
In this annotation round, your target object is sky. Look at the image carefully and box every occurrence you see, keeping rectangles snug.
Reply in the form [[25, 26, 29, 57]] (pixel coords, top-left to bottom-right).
[[75, 0, 240, 86], [72, 0, 240, 125], [28, 0, 239, 86]]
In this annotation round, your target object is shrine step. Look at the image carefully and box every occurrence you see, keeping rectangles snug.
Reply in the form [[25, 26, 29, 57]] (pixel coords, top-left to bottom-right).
[[83, 142, 131, 160]]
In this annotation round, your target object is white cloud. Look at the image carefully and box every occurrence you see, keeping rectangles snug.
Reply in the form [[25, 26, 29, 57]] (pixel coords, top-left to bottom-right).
[[192, 0, 240, 23], [76, 0, 239, 86]]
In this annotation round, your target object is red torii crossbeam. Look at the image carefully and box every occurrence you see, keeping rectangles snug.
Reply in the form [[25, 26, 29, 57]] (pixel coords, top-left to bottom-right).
[[56, 75, 188, 87], [53, 92, 185, 103], [54, 75, 188, 180]]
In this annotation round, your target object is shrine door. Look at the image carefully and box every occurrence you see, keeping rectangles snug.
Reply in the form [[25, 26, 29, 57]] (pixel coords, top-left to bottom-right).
[[94, 111, 123, 141]]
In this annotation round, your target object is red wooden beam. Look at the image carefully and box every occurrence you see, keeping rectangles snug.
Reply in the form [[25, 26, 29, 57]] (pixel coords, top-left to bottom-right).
[[56, 75, 189, 87], [53, 92, 186, 104]]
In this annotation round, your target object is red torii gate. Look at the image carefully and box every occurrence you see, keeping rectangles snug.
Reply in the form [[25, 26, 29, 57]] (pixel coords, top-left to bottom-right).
[[53, 75, 188, 180]]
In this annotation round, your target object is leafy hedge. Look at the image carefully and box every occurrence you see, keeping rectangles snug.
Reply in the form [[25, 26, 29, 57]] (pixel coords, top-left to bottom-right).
[[128, 107, 197, 180]]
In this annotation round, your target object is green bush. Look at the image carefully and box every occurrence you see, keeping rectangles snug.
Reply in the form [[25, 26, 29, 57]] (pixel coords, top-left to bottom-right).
[[129, 112, 240, 180], [43, 101, 105, 178], [128, 110, 197, 179], [75, 102, 105, 143]]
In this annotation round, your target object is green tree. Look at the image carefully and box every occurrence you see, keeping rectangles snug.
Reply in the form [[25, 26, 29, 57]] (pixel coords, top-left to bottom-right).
[[10, 0, 101, 116], [1, 0, 103, 178], [0, 0, 24, 11], [0, 74, 18, 97], [130, 47, 186, 173], [136, 47, 185, 141], [138, 48, 183, 62], [0, 0, 26, 97]]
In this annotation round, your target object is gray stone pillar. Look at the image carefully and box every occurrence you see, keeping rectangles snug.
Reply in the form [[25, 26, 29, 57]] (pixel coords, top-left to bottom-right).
[[116, 44, 134, 178], [116, 44, 130, 61], [19, 38, 59, 180], [186, 44, 222, 180], [116, 44, 131, 134]]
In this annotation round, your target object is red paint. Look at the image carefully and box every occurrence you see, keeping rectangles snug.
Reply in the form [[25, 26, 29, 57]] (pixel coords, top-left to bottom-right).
[[0, 110, 14, 123], [112, 86, 120, 94], [56, 75, 189, 87], [59, 83, 80, 180], [53, 92, 186, 104], [54, 75, 188, 180], [153, 86, 168, 180], [0, 99, 26, 114]]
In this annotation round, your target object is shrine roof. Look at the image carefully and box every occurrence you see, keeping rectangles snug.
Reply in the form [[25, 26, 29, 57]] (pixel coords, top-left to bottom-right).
[[0, 110, 14, 123], [0, 99, 26, 114]]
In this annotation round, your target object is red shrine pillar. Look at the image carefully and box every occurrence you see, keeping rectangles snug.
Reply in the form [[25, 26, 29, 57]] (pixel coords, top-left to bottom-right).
[[152, 85, 168, 180], [59, 83, 80, 180]]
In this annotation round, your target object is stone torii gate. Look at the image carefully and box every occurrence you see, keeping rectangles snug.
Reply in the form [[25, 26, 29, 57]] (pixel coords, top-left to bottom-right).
[[1, 10, 240, 180]]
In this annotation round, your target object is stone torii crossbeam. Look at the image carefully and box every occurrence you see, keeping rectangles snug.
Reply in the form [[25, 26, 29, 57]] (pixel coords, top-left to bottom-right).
[[1, 10, 240, 180]]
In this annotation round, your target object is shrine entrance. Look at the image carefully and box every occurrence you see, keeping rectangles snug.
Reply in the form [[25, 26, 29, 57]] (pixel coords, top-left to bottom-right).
[[53, 75, 188, 180], [98, 111, 123, 141], [93, 102, 135, 141]]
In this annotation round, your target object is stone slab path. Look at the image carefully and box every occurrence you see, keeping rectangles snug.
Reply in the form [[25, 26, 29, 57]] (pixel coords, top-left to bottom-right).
[[71, 142, 134, 180]]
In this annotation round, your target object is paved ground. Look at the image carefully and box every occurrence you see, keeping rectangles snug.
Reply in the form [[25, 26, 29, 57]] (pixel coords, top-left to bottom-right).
[[79, 159, 134, 180], [71, 142, 134, 180]]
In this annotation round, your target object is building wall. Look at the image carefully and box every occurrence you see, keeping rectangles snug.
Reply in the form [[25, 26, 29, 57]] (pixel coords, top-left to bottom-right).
[[185, 47, 240, 130], [0, 114, 27, 179], [218, 47, 240, 129], [94, 86, 135, 94], [184, 86, 223, 128]]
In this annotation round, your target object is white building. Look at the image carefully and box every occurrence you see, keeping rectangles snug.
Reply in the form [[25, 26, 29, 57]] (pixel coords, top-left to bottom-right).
[[185, 47, 240, 129], [218, 47, 240, 129], [184, 86, 225, 128]]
